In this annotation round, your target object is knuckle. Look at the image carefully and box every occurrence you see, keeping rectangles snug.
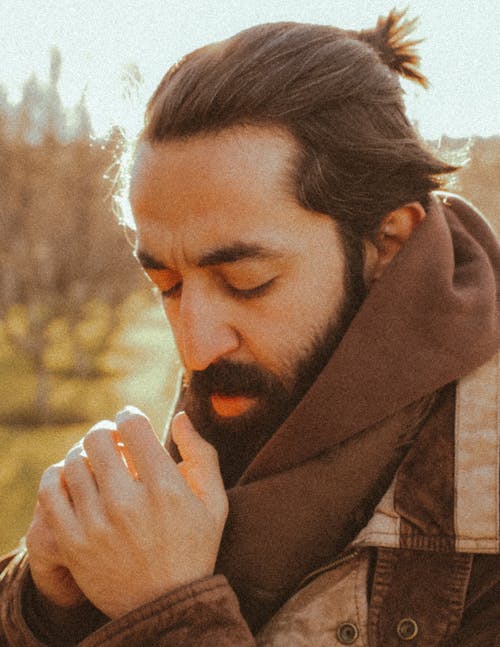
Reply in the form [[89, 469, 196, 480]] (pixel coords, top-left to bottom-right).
[[88, 515, 108, 540], [37, 465, 61, 503], [106, 494, 136, 521], [150, 478, 182, 507], [68, 438, 84, 454], [83, 420, 115, 450], [115, 406, 149, 430], [41, 463, 61, 481], [26, 519, 57, 557], [202, 441, 219, 462], [64, 450, 85, 475]]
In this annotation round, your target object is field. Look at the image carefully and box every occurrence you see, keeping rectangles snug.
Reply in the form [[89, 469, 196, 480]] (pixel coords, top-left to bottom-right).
[[0, 294, 180, 554]]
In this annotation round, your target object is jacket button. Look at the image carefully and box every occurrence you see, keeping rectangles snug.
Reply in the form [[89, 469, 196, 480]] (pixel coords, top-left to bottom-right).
[[397, 618, 419, 640], [336, 622, 359, 644]]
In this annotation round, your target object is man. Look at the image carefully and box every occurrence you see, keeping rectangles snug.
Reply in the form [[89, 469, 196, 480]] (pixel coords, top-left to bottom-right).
[[1, 10, 499, 646]]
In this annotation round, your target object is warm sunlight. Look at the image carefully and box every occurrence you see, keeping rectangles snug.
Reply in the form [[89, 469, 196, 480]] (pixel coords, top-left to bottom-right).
[[1, 4, 499, 641], [1, 0, 499, 140]]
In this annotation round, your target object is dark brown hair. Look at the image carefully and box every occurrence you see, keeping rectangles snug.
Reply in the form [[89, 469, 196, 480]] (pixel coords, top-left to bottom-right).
[[141, 9, 456, 239]]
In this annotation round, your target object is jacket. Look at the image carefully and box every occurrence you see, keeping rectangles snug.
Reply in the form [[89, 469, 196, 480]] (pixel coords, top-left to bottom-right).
[[0, 192, 499, 645]]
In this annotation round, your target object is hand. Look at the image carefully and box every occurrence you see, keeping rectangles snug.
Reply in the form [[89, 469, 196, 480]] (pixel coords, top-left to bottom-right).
[[36, 407, 228, 619], [26, 480, 85, 608]]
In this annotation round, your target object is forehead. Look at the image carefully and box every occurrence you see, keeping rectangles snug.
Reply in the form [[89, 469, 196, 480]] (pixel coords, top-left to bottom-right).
[[128, 126, 334, 264], [130, 126, 296, 206]]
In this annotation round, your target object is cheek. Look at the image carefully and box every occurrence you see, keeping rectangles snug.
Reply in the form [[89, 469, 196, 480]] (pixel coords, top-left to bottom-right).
[[239, 279, 346, 377], [237, 313, 315, 380]]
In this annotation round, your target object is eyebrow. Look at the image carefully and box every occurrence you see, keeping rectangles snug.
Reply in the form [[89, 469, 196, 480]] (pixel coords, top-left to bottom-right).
[[135, 242, 283, 270], [135, 249, 168, 270]]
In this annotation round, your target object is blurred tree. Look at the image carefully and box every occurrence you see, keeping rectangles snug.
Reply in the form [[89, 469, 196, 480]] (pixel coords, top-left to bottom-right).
[[435, 134, 500, 235], [0, 50, 146, 424], [456, 136, 500, 236]]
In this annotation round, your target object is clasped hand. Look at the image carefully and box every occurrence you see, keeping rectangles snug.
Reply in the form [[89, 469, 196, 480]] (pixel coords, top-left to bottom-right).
[[26, 408, 228, 619]]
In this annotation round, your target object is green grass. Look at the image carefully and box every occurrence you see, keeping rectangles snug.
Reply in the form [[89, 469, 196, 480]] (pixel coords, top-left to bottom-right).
[[0, 293, 181, 553]]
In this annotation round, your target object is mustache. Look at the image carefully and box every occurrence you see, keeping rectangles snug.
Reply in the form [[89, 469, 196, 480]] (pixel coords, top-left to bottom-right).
[[186, 360, 284, 398]]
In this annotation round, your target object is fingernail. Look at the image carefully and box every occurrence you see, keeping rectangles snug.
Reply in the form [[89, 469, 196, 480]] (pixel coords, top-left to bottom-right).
[[172, 411, 195, 433], [88, 420, 116, 433], [115, 405, 147, 426]]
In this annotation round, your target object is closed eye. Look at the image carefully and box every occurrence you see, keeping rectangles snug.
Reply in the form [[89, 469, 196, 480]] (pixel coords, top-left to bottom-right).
[[160, 282, 182, 299], [160, 277, 276, 301], [225, 277, 276, 300]]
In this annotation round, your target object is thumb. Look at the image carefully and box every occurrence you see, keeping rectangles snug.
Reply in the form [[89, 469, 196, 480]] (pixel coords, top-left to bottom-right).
[[171, 412, 228, 519]]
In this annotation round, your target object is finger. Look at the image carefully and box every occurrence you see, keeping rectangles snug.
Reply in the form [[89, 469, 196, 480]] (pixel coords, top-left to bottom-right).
[[82, 420, 132, 497], [115, 406, 181, 489], [37, 463, 79, 542], [63, 442, 100, 519], [26, 502, 60, 558], [112, 430, 139, 480], [171, 412, 228, 519]]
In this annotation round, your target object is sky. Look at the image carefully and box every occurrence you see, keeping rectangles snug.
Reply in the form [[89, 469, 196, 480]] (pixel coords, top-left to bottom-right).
[[1, 0, 499, 140]]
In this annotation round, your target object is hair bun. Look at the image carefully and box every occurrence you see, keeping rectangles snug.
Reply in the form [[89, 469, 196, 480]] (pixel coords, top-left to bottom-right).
[[356, 9, 428, 88]]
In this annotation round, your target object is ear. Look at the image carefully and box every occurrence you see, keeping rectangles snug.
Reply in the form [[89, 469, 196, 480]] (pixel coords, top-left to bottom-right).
[[369, 202, 426, 281]]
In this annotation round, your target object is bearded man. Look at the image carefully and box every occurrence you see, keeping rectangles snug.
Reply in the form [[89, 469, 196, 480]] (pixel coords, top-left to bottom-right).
[[1, 10, 499, 646]]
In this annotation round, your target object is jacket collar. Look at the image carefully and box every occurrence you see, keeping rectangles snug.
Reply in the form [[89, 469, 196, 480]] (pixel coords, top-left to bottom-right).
[[353, 350, 500, 554]]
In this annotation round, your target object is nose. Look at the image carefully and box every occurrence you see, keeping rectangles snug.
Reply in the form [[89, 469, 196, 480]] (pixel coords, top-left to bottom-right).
[[171, 283, 240, 372]]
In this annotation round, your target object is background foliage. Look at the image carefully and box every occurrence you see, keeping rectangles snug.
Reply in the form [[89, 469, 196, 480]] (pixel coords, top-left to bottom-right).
[[0, 51, 181, 552], [0, 52, 499, 553]]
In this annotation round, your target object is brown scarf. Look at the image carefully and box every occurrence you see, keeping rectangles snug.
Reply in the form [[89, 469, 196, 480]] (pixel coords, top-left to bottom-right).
[[168, 193, 500, 630]]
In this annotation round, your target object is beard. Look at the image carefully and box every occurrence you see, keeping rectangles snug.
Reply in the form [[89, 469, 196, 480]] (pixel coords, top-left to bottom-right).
[[182, 231, 366, 487]]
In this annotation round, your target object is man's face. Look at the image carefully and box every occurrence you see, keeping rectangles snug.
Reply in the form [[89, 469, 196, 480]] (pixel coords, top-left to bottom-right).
[[130, 127, 363, 482]]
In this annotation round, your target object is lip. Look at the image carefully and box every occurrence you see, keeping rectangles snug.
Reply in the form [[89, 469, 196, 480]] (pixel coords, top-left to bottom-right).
[[210, 393, 257, 418]]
